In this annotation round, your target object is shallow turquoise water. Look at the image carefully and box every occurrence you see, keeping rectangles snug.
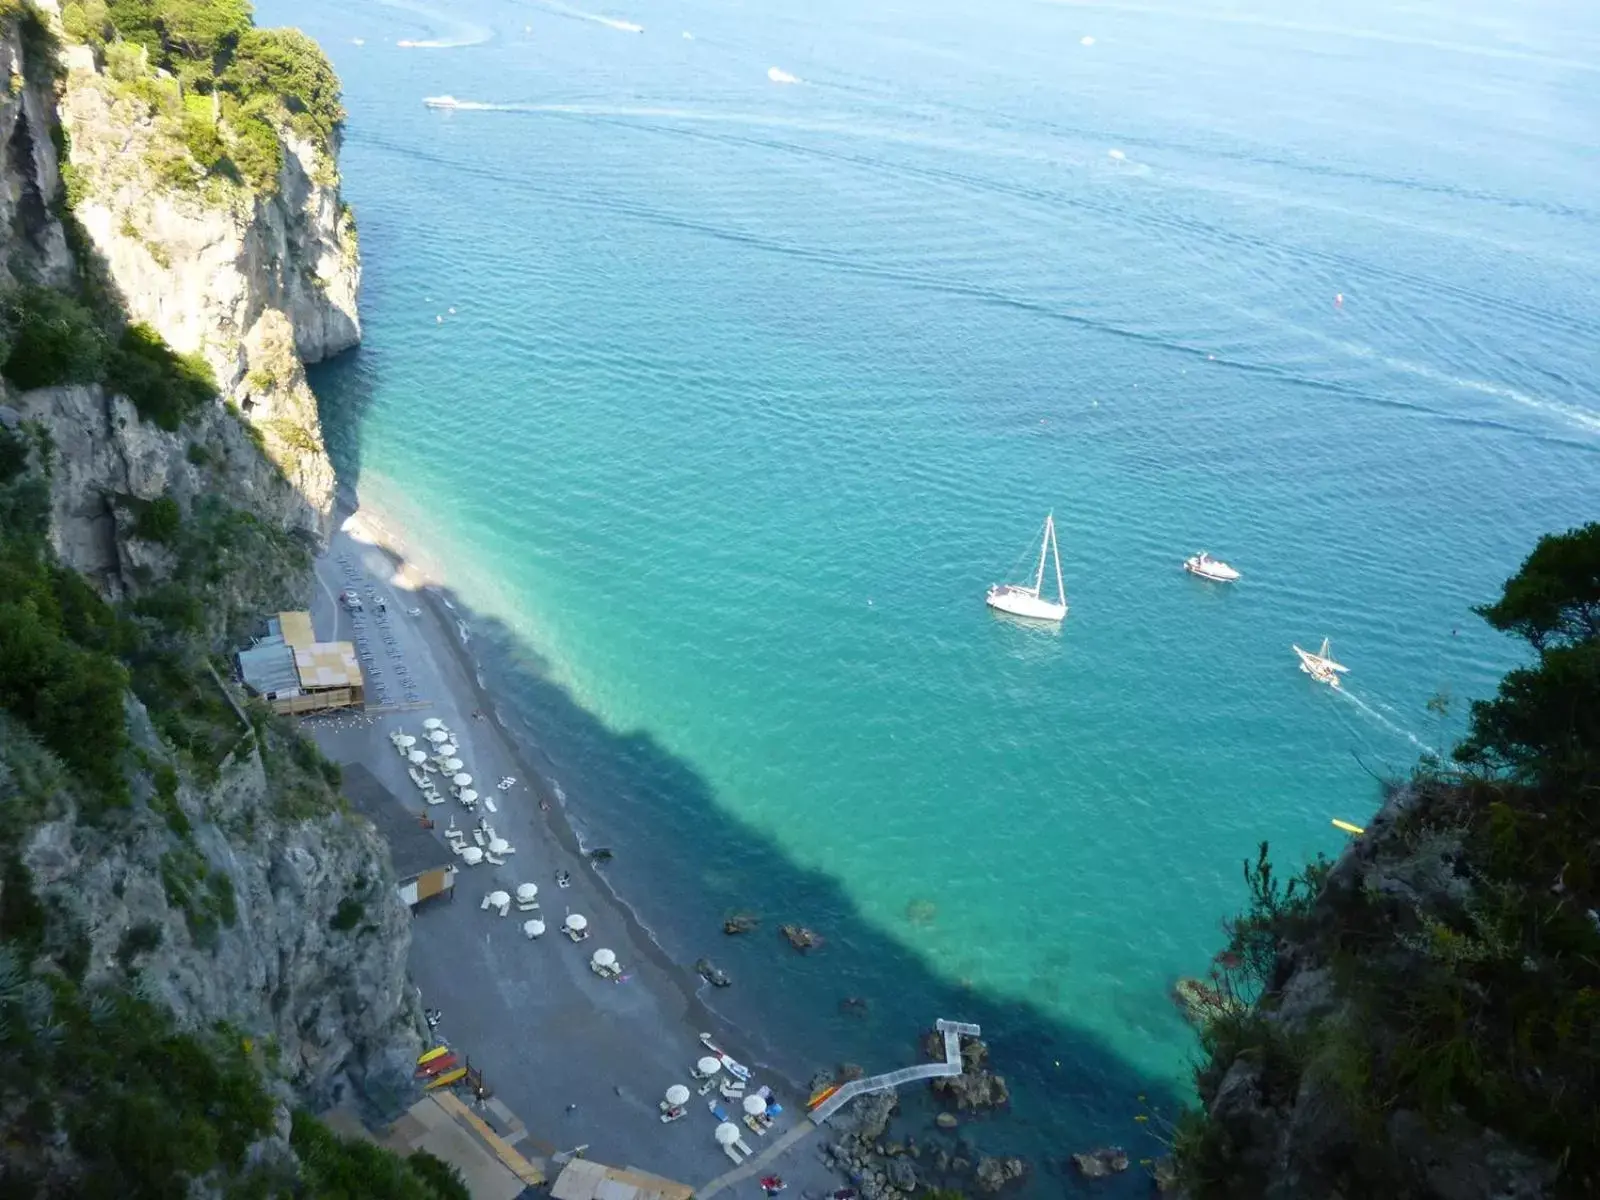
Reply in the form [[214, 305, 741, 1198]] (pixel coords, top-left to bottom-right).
[[277, 0, 1598, 1162]]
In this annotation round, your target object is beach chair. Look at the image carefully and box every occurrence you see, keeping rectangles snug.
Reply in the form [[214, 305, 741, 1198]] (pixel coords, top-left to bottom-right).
[[719, 1080, 746, 1099], [744, 1114, 767, 1137], [722, 1142, 745, 1165], [485, 852, 505, 865], [425, 794, 446, 807], [472, 829, 486, 847], [734, 1136, 754, 1157], [709, 1103, 730, 1122]]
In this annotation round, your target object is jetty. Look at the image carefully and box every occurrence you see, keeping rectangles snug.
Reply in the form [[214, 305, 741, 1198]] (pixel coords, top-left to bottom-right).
[[696, 1019, 980, 1199]]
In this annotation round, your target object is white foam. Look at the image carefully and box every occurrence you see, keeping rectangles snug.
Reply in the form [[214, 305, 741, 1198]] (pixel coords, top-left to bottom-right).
[[1337, 689, 1428, 752], [1080, 35, 1095, 46], [767, 66, 801, 85], [544, 2, 643, 33]]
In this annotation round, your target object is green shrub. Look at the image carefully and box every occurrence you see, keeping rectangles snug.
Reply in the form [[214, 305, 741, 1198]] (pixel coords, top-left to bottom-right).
[[132, 493, 183, 544], [290, 1109, 472, 1199], [329, 896, 363, 932], [115, 918, 163, 967], [0, 286, 107, 390], [0, 424, 29, 483], [106, 323, 217, 431], [225, 110, 281, 193], [180, 107, 226, 171], [61, 0, 111, 50], [3, 0, 63, 80], [225, 26, 344, 140]]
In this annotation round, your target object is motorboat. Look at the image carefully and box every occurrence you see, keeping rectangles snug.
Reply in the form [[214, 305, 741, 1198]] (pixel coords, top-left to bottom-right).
[[423, 95, 461, 109], [1183, 551, 1240, 582], [986, 513, 1068, 622], [1293, 638, 1349, 688]]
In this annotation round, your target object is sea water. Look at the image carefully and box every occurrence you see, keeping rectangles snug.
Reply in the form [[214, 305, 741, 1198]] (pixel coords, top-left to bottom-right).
[[270, 0, 1599, 1173]]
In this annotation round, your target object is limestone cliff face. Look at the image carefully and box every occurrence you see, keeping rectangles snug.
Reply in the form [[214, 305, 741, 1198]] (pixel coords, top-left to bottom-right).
[[0, 26, 73, 288], [54, 41, 360, 535]]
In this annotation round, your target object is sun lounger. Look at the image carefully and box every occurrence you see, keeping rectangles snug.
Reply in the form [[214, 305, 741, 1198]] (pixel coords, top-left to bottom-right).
[[425, 794, 445, 806], [722, 1143, 745, 1165], [734, 1136, 754, 1157], [710, 1103, 730, 1122], [484, 797, 498, 813], [744, 1114, 767, 1137], [485, 852, 505, 865], [473, 830, 486, 847], [719, 1080, 746, 1099]]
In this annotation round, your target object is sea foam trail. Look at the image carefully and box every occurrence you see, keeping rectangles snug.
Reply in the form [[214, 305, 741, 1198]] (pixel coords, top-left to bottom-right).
[[767, 66, 802, 84], [1336, 688, 1429, 752], [380, 0, 492, 47], [540, 1, 643, 33]]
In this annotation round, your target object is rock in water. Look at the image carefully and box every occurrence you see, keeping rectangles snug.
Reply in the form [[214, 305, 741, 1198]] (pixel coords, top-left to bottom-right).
[[936, 1112, 959, 1129], [780, 923, 824, 952], [1070, 1147, 1130, 1178], [694, 958, 732, 987], [973, 1156, 1027, 1192], [724, 912, 760, 934]]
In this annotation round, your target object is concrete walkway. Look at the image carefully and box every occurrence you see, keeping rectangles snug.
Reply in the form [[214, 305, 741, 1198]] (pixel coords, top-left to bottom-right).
[[810, 1019, 980, 1123]]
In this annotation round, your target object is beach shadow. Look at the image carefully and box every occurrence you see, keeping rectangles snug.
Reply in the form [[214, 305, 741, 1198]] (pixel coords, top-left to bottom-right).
[[374, 569, 1193, 1195]]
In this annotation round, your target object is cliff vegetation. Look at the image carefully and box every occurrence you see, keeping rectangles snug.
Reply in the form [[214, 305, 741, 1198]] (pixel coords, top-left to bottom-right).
[[1175, 523, 1600, 1200], [0, 6, 458, 1195]]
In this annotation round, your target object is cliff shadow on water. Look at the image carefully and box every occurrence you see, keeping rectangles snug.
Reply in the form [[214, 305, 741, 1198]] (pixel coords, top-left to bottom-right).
[[310, 351, 1188, 1196]]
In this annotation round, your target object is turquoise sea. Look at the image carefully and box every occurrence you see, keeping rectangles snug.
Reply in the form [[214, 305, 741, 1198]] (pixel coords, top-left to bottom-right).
[[274, 0, 1598, 1175]]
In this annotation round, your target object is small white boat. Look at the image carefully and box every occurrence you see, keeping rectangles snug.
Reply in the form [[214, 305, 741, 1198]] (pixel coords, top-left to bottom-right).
[[987, 513, 1068, 622], [1183, 551, 1240, 582], [1293, 638, 1349, 688], [423, 95, 461, 109]]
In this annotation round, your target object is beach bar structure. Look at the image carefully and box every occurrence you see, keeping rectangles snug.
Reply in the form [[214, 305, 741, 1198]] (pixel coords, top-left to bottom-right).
[[342, 763, 457, 908], [551, 1158, 694, 1200], [238, 611, 365, 715]]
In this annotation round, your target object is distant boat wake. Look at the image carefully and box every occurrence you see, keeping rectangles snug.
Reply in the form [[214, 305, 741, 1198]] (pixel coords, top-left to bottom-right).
[[1336, 687, 1428, 752], [381, 0, 491, 48], [540, 1, 643, 33], [767, 66, 802, 85]]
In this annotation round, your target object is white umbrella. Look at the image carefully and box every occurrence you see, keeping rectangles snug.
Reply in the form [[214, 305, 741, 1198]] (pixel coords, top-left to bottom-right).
[[428, 730, 449, 743], [697, 1056, 722, 1077], [523, 918, 545, 938], [453, 773, 473, 787], [438, 743, 458, 757], [461, 846, 484, 865], [714, 1122, 741, 1146], [443, 757, 464, 772], [488, 837, 510, 854], [423, 718, 443, 730], [592, 948, 616, 968], [565, 913, 588, 932], [665, 1084, 690, 1107], [487, 890, 511, 908], [743, 1094, 766, 1116], [516, 883, 539, 902], [397, 734, 416, 747], [408, 750, 428, 764], [459, 789, 478, 805]]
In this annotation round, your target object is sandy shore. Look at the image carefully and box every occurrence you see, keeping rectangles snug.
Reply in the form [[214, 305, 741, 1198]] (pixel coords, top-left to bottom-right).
[[306, 513, 847, 1193]]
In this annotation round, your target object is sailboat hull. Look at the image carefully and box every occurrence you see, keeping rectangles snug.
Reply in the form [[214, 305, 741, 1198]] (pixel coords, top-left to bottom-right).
[[986, 587, 1067, 622]]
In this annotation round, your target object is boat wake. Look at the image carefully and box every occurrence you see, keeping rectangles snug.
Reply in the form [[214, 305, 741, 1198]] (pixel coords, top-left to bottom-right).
[[1336, 688, 1428, 752], [767, 66, 802, 85], [541, 2, 643, 33], [381, 0, 491, 47]]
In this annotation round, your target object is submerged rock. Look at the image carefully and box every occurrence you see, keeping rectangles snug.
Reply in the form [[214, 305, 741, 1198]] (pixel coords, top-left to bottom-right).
[[724, 912, 761, 935], [694, 958, 731, 987], [935, 1112, 959, 1130], [781, 923, 825, 952], [839, 995, 871, 1016], [973, 1156, 1026, 1192]]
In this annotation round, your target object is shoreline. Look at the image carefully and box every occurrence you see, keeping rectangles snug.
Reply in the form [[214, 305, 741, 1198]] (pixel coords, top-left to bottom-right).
[[318, 506, 858, 1192]]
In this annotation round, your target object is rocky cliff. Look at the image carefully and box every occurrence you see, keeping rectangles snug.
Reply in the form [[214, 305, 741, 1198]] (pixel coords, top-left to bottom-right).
[[0, 5, 434, 1192]]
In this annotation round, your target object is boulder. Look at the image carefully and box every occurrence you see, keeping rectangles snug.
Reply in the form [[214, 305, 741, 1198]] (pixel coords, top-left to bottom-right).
[[724, 912, 760, 935], [888, 1159, 918, 1191], [973, 1156, 1026, 1192], [1070, 1147, 1129, 1179], [931, 1069, 1009, 1110], [694, 958, 732, 987], [935, 1113, 959, 1130], [781, 924, 825, 952]]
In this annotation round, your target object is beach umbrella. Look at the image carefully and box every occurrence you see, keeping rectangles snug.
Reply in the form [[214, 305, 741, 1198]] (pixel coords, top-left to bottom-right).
[[397, 734, 416, 748], [516, 883, 539, 903], [459, 789, 478, 805], [461, 846, 484, 865], [665, 1084, 690, 1107], [453, 773, 472, 787], [523, 918, 545, 938], [714, 1122, 741, 1146], [488, 838, 510, 854], [487, 890, 510, 907], [592, 948, 616, 968], [443, 757, 464, 772], [565, 913, 588, 932], [428, 730, 449, 743], [408, 750, 428, 764], [743, 1094, 766, 1116], [697, 1056, 722, 1077], [423, 718, 443, 730], [438, 743, 458, 757]]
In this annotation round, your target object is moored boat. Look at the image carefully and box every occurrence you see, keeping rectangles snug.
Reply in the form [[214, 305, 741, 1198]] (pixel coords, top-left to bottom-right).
[[986, 513, 1069, 622]]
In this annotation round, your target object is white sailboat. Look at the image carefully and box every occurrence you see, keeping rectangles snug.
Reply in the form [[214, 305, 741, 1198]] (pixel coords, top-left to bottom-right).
[[1183, 551, 1241, 582], [1293, 638, 1348, 688], [987, 514, 1068, 622]]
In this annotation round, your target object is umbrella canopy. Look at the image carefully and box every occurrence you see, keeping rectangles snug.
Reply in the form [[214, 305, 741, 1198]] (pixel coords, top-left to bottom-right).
[[438, 743, 458, 757], [592, 948, 616, 968], [523, 918, 545, 938], [487, 890, 510, 907], [453, 773, 473, 787], [714, 1122, 741, 1146], [665, 1084, 690, 1106], [459, 789, 479, 804], [697, 1056, 722, 1077], [423, 718, 443, 730], [428, 730, 449, 743], [488, 838, 510, 854], [397, 734, 416, 747], [461, 846, 484, 865], [743, 1094, 767, 1116], [443, 758, 464, 772], [565, 913, 588, 932], [408, 750, 428, 764], [516, 883, 539, 902]]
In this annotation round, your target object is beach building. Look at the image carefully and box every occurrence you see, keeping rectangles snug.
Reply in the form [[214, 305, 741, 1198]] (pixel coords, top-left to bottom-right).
[[551, 1157, 695, 1200], [237, 611, 365, 715], [326, 1092, 544, 1200], [342, 763, 457, 908]]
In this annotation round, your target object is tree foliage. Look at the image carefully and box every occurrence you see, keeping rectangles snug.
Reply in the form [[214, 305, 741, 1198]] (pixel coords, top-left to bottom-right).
[[104, 322, 217, 432], [0, 286, 107, 391]]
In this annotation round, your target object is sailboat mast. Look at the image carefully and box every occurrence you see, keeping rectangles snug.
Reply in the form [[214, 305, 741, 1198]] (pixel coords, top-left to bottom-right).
[[1050, 515, 1065, 603], [1032, 515, 1051, 595]]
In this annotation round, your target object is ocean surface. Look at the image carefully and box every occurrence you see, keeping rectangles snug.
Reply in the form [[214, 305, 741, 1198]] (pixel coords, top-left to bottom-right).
[[272, 0, 1598, 1175]]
